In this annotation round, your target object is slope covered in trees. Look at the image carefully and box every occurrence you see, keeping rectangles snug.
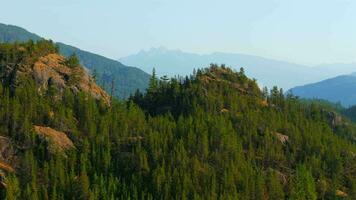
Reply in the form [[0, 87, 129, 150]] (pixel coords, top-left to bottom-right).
[[0, 23, 150, 99], [0, 41, 355, 200]]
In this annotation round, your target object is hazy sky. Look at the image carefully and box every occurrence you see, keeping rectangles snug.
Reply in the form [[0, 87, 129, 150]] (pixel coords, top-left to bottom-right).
[[1, 0, 355, 65]]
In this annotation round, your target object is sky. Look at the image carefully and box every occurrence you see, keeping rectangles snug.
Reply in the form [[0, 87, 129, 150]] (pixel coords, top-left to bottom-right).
[[1, 0, 355, 65]]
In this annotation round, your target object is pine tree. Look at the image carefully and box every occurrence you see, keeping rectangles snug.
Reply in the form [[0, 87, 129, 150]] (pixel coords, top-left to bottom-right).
[[148, 68, 158, 91], [4, 175, 20, 200], [290, 165, 317, 200], [267, 170, 284, 200], [65, 53, 80, 68]]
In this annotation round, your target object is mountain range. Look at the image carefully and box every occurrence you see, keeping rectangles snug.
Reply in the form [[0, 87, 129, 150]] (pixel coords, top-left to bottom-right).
[[0, 22, 356, 199], [3, 22, 356, 107], [0, 23, 150, 98], [119, 47, 356, 90], [289, 73, 356, 107], [1, 39, 355, 198]]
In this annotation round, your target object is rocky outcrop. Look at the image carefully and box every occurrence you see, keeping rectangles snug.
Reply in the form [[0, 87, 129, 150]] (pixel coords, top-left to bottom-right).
[[34, 125, 75, 155], [0, 162, 13, 173], [335, 190, 347, 197], [0, 136, 16, 189], [3, 53, 110, 104], [325, 111, 343, 128], [34, 54, 110, 104], [273, 132, 289, 144]]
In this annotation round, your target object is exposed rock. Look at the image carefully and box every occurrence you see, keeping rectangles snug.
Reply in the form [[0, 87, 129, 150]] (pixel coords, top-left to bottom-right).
[[325, 111, 343, 128], [335, 190, 347, 197], [33, 54, 110, 104], [260, 100, 268, 107], [0, 161, 14, 189], [4, 53, 110, 104], [0, 162, 14, 173], [273, 132, 289, 144], [220, 108, 229, 113], [274, 169, 288, 185], [34, 125, 75, 155], [0, 136, 16, 188]]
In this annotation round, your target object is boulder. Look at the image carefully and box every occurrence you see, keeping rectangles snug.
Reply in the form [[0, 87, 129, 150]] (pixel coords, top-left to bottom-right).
[[3, 53, 110, 105], [273, 132, 289, 144], [33, 54, 110, 104], [34, 125, 75, 155]]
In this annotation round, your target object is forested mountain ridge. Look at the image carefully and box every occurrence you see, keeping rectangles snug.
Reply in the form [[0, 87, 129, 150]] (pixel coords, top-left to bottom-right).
[[0, 41, 355, 199], [131, 65, 356, 199], [0, 23, 150, 98], [0, 24, 40, 42]]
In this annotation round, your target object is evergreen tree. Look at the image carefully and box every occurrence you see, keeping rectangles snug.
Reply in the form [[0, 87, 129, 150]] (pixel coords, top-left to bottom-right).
[[291, 165, 317, 200]]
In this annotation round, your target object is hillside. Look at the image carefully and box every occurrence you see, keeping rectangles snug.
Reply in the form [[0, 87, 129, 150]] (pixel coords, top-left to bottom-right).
[[57, 43, 149, 98], [119, 47, 356, 90], [130, 65, 356, 199], [289, 75, 356, 107], [0, 24, 41, 42], [0, 23, 150, 98], [0, 40, 110, 104], [0, 42, 355, 199]]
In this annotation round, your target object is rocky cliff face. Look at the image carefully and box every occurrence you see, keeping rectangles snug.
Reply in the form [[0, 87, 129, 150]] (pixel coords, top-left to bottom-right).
[[34, 125, 75, 155], [3, 53, 110, 104]]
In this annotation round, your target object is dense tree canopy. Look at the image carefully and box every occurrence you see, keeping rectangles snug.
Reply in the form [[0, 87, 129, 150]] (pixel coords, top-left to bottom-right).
[[0, 41, 355, 199]]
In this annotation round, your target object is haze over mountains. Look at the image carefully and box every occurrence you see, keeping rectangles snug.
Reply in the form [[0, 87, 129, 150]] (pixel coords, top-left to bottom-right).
[[120, 47, 356, 90], [3, 22, 356, 106]]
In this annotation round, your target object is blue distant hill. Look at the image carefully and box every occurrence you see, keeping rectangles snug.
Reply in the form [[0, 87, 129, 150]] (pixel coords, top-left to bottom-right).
[[289, 74, 356, 107]]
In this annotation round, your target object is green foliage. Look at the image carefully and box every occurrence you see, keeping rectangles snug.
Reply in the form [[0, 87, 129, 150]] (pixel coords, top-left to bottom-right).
[[0, 39, 58, 69], [0, 46, 355, 200], [65, 53, 80, 68], [267, 170, 284, 200], [290, 165, 317, 200], [148, 68, 158, 92], [58, 43, 150, 99], [0, 23, 150, 99]]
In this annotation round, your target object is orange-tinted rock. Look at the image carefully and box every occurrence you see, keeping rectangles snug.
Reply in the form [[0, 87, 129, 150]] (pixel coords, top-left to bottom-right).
[[273, 132, 289, 144], [32, 53, 110, 104], [34, 125, 75, 155]]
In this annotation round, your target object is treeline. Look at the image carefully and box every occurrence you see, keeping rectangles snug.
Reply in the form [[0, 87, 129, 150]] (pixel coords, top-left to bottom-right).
[[0, 41, 355, 199]]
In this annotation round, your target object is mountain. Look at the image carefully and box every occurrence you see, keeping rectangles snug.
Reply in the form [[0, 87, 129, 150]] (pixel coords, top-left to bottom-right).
[[0, 40, 110, 104], [56, 43, 149, 98], [0, 24, 41, 42], [0, 23, 150, 98], [119, 47, 356, 90], [288, 74, 356, 107], [1, 44, 356, 199]]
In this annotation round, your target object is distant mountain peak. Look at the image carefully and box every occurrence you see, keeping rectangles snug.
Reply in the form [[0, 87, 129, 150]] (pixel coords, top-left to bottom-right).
[[120, 48, 356, 90], [139, 46, 183, 55]]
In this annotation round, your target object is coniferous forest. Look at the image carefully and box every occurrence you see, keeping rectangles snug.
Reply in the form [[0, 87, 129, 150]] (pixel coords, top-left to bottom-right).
[[0, 40, 355, 200]]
